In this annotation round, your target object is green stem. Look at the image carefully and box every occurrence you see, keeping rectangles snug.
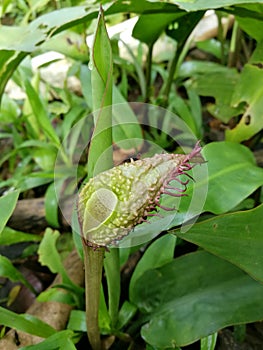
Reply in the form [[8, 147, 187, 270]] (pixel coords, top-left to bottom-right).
[[241, 36, 250, 63], [161, 49, 179, 107], [228, 20, 240, 67], [104, 248, 120, 328], [145, 42, 154, 102], [83, 245, 105, 350], [161, 37, 191, 108], [216, 12, 226, 65]]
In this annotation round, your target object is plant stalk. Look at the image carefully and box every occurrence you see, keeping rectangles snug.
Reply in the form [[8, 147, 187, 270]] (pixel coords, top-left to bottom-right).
[[228, 20, 242, 67], [216, 12, 226, 65], [145, 42, 154, 102], [83, 245, 105, 350], [161, 38, 190, 108], [162, 48, 180, 107]]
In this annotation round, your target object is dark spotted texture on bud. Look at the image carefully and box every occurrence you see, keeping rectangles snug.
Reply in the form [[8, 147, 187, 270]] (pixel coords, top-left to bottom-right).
[[78, 143, 203, 247]]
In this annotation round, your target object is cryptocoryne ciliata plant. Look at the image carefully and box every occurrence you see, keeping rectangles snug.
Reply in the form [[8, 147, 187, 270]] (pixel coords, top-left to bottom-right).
[[78, 142, 204, 349]]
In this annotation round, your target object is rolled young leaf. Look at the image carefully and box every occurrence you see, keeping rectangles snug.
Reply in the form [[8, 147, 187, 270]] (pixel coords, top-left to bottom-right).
[[87, 5, 113, 177]]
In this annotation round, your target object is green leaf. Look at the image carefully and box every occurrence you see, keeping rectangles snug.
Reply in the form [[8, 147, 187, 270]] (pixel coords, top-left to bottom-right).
[[201, 333, 218, 350], [189, 66, 242, 123], [175, 204, 263, 283], [117, 301, 137, 330], [0, 50, 26, 103], [17, 173, 53, 192], [32, 148, 57, 171], [0, 26, 46, 51], [79, 65, 93, 108], [67, 116, 88, 164], [0, 190, 20, 234], [201, 142, 263, 213], [187, 88, 203, 138], [107, 0, 179, 17], [169, 92, 200, 137], [99, 286, 111, 333], [38, 229, 67, 274], [61, 104, 88, 140], [120, 211, 179, 248], [196, 39, 222, 59], [132, 251, 263, 348], [226, 64, 263, 142], [2, 0, 13, 14], [129, 234, 177, 301], [91, 8, 112, 114], [0, 6, 102, 53], [40, 30, 89, 62], [132, 12, 185, 45], [0, 255, 35, 293], [112, 86, 143, 150], [0, 226, 41, 245], [37, 288, 76, 306], [146, 346, 181, 350], [38, 228, 83, 296], [0, 306, 56, 338], [29, 5, 101, 38], [20, 330, 75, 350], [179, 60, 232, 78], [18, 140, 57, 150], [249, 40, 263, 64], [165, 11, 204, 46], [19, 141, 58, 171], [67, 310, 86, 332], [72, 208, 84, 261], [88, 6, 113, 177], [24, 79, 60, 147], [173, 0, 263, 12], [0, 93, 20, 123], [236, 4, 263, 41], [117, 39, 146, 99], [45, 182, 60, 228]]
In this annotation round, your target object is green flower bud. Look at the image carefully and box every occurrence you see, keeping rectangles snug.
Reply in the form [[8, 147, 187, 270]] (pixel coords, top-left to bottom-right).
[[78, 143, 203, 247]]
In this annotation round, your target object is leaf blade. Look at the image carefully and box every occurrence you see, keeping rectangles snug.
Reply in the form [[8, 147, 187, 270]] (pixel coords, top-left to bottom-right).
[[175, 204, 263, 282], [226, 64, 263, 142], [132, 251, 263, 347], [87, 6, 113, 177], [129, 234, 177, 301], [201, 141, 263, 214], [0, 306, 56, 338], [0, 190, 20, 234]]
